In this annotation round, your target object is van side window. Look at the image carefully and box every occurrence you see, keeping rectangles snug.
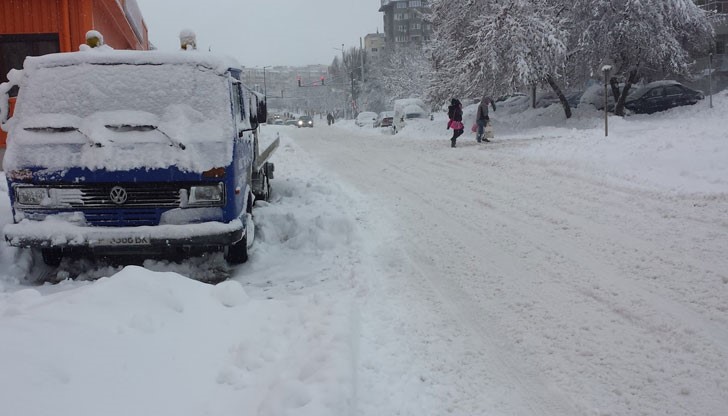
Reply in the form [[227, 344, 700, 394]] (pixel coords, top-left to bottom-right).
[[231, 82, 244, 122]]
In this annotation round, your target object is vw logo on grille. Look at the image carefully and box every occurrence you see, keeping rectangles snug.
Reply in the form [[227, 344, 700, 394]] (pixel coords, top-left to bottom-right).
[[109, 186, 128, 205]]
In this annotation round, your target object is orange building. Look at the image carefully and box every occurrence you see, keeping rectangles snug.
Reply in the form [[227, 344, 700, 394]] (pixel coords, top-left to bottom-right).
[[0, 0, 150, 149]]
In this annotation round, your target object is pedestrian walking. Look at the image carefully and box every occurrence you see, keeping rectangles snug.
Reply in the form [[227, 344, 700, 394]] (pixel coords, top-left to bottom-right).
[[476, 96, 496, 143], [447, 99, 464, 148]]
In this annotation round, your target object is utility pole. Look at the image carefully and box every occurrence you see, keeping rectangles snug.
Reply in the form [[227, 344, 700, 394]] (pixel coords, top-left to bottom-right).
[[602, 65, 612, 137], [709, 53, 713, 109], [263, 66, 270, 98], [360, 37, 365, 83]]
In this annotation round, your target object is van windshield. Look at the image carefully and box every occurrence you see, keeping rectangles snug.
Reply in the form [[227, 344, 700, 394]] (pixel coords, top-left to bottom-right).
[[8, 63, 235, 173], [16, 63, 230, 122]]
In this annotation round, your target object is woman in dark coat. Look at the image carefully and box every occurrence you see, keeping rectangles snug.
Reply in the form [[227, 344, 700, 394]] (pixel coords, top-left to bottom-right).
[[447, 99, 464, 148]]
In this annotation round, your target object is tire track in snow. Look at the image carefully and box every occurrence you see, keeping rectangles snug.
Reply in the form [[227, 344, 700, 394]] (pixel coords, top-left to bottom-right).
[[291, 126, 728, 415]]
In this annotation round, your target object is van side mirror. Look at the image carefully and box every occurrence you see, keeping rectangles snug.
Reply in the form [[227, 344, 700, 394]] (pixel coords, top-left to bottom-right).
[[0, 81, 15, 131], [257, 99, 267, 124], [248, 96, 259, 130]]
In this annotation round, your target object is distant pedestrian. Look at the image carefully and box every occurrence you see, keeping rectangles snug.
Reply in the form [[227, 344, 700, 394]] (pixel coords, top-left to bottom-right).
[[327, 113, 333, 126], [476, 95, 496, 143], [447, 99, 464, 148]]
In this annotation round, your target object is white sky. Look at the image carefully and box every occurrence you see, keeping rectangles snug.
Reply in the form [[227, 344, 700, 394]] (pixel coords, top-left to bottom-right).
[[136, 0, 383, 67]]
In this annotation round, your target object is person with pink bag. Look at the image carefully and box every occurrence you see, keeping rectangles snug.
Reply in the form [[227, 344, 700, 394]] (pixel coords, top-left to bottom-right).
[[475, 95, 497, 143], [446, 98, 464, 148]]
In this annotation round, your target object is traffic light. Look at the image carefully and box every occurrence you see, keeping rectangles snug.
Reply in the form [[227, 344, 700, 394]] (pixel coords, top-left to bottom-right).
[[320, 76, 325, 86]]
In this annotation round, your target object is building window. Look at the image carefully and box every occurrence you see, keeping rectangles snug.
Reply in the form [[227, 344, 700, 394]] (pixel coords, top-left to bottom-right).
[[716, 35, 727, 54], [409, 0, 422, 6], [411, 23, 421, 30], [695, 0, 728, 13], [371, 48, 378, 52], [398, 25, 407, 32], [396, 36, 408, 43], [394, 13, 404, 20], [397, 1, 407, 8], [0, 34, 60, 96]]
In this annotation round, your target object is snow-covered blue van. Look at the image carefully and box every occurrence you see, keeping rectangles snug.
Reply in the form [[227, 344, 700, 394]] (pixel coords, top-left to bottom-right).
[[0, 49, 276, 267]]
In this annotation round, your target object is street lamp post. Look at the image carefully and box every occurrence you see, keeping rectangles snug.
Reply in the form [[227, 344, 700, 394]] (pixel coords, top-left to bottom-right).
[[708, 53, 713, 109], [602, 65, 612, 137], [262, 66, 270, 98]]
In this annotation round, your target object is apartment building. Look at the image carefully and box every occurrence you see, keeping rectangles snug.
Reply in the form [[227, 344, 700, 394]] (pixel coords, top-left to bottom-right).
[[694, 0, 728, 75], [379, 0, 432, 49], [364, 32, 386, 60]]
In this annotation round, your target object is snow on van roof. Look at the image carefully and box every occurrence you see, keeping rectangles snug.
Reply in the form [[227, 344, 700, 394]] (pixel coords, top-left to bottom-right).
[[22, 49, 243, 76]]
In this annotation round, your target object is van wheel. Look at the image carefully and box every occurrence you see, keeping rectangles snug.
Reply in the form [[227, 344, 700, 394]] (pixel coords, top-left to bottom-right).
[[225, 193, 253, 264], [224, 233, 248, 264], [41, 248, 63, 267], [253, 173, 270, 202], [261, 174, 271, 201]]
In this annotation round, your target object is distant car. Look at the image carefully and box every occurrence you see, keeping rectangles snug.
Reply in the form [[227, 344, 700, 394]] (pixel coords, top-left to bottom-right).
[[355, 111, 378, 127], [378, 111, 395, 128], [624, 81, 704, 114], [393, 98, 427, 134], [284, 119, 298, 126], [273, 119, 284, 125], [297, 116, 314, 128]]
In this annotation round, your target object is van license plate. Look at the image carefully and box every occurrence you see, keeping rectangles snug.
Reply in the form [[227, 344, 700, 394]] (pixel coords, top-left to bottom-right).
[[100, 236, 151, 246]]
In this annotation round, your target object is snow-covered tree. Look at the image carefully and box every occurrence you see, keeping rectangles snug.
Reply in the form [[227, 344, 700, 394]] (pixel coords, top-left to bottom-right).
[[428, 0, 713, 117], [429, 0, 573, 117], [375, 47, 432, 105], [567, 0, 713, 115]]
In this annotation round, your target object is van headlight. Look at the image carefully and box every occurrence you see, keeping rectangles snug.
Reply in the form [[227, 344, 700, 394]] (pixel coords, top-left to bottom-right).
[[188, 183, 224, 206], [16, 187, 50, 206]]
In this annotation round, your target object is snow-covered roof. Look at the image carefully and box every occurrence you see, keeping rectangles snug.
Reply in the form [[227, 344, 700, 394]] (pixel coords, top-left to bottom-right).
[[22, 49, 242, 76]]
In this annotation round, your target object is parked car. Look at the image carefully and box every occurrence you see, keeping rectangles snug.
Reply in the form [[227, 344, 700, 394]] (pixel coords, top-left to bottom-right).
[[393, 98, 427, 134], [297, 116, 313, 128], [624, 81, 704, 114], [355, 111, 378, 127], [377, 111, 395, 128], [284, 119, 298, 126], [534, 91, 583, 109]]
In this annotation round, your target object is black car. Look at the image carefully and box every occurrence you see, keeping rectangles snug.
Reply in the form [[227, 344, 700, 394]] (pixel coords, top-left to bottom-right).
[[624, 81, 704, 114], [297, 116, 314, 128]]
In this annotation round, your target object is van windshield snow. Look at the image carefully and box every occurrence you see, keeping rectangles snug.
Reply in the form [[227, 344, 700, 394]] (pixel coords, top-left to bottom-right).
[[16, 64, 230, 123]]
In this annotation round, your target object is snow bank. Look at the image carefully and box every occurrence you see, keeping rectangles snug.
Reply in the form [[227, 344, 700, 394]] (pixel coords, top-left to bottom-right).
[[334, 92, 728, 195], [0, 266, 355, 416]]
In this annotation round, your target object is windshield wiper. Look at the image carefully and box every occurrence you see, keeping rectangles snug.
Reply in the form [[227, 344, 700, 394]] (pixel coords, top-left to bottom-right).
[[24, 126, 104, 147], [105, 124, 186, 150]]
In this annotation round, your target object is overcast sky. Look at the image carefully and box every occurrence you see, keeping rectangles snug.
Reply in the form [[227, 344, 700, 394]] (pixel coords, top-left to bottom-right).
[[136, 0, 383, 68]]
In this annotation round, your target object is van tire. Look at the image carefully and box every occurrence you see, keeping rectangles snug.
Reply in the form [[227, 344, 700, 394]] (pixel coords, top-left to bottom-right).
[[41, 248, 63, 267], [224, 233, 248, 264], [225, 192, 253, 264]]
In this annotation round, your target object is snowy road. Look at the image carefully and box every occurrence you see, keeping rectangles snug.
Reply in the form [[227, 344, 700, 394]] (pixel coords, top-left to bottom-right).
[[283, 122, 728, 415], [1, 103, 727, 416]]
